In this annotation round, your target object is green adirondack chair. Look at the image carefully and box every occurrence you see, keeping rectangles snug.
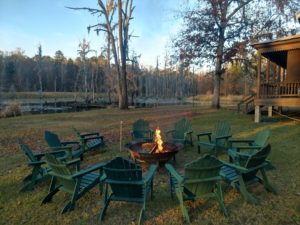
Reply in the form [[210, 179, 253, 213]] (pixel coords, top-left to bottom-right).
[[100, 157, 157, 225], [220, 144, 277, 204], [197, 120, 232, 156], [228, 128, 270, 152], [44, 130, 84, 160], [41, 154, 105, 213], [166, 118, 193, 147], [131, 119, 154, 142], [19, 141, 67, 192], [73, 127, 105, 152], [165, 155, 227, 223]]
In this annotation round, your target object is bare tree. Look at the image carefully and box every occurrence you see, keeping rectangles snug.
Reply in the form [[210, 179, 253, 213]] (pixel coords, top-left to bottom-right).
[[67, 0, 135, 109], [34, 44, 43, 112], [77, 38, 91, 101]]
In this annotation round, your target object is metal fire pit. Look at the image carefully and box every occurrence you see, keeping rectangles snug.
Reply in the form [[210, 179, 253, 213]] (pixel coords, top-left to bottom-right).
[[127, 141, 178, 166]]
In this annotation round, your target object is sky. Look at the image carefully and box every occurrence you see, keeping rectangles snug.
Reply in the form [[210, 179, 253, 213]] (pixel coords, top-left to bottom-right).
[[0, 0, 186, 68]]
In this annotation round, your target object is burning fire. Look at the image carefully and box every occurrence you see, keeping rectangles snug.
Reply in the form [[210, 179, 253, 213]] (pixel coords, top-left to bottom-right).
[[154, 127, 164, 153]]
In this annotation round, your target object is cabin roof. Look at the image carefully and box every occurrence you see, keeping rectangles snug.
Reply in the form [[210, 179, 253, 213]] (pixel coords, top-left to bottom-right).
[[251, 34, 300, 69]]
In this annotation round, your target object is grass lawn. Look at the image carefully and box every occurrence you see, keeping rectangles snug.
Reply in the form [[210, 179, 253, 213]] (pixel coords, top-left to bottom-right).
[[0, 105, 299, 225]]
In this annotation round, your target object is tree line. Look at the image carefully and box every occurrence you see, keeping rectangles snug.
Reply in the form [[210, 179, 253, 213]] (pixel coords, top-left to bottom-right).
[[0, 46, 201, 104], [0, 45, 259, 103]]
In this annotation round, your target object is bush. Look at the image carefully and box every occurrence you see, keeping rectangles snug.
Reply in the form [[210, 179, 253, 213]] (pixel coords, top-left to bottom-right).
[[1, 101, 22, 118]]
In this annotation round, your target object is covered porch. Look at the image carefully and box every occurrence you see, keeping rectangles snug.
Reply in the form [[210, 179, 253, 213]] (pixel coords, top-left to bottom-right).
[[252, 34, 300, 122]]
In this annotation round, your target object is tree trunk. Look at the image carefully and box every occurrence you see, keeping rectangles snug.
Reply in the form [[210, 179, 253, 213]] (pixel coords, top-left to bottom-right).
[[212, 27, 225, 109], [118, 0, 128, 109]]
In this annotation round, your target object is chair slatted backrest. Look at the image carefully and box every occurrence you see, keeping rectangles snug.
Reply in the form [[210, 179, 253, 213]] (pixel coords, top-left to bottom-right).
[[212, 121, 231, 144], [254, 129, 270, 146], [45, 154, 75, 193], [20, 143, 37, 163], [241, 144, 271, 181], [184, 155, 222, 196], [132, 119, 150, 139], [103, 157, 143, 199], [173, 118, 192, 140], [45, 131, 62, 147]]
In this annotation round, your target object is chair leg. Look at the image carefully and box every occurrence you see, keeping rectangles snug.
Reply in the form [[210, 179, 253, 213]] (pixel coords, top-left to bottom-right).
[[62, 201, 75, 214], [169, 176, 175, 199], [20, 167, 41, 192], [20, 181, 35, 192], [215, 182, 228, 216], [189, 134, 193, 147], [41, 177, 60, 204], [197, 145, 201, 154], [61, 182, 80, 214], [99, 194, 112, 221], [23, 174, 32, 182], [138, 204, 145, 225], [99, 184, 112, 221], [150, 179, 154, 200], [42, 187, 60, 204], [237, 175, 258, 204], [176, 188, 190, 223], [260, 169, 278, 194]]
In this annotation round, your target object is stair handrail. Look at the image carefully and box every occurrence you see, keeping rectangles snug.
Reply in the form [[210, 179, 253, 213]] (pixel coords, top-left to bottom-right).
[[237, 94, 255, 112]]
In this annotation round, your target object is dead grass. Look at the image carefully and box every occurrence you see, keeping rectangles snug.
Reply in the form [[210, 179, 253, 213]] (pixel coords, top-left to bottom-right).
[[0, 105, 299, 225]]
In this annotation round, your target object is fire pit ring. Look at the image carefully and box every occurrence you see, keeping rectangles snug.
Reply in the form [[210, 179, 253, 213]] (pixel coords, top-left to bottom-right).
[[127, 141, 178, 166]]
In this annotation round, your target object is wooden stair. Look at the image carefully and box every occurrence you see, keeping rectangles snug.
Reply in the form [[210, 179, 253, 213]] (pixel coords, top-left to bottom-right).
[[237, 95, 255, 114]]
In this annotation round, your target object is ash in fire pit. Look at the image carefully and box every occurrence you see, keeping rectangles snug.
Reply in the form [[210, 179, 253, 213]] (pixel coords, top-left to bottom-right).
[[127, 128, 178, 166]]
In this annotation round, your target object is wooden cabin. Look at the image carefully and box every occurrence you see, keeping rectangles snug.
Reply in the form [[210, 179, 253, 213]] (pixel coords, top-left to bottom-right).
[[251, 34, 300, 122]]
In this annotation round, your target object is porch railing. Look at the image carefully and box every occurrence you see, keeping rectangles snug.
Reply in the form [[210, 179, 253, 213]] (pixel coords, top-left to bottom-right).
[[259, 82, 300, 98]]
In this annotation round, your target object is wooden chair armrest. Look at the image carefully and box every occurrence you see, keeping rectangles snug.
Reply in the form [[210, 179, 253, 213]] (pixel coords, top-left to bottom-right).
[[72, 162, 105, 178], [196, 132, 212, 142], [81, 135, 103, 142], [28, 161, 45, 166], [196, 132, 212, 137], [61, 141, 79, 145], [66, 158, 81, 167], [105, 179, 144, 185], [235, 145, 262, 151], [228, 149, 251, 161], [185, 131, 193, 135], [48, 146, 73, 150], [48, 149, 68, 156], [228, 139, 254, 144], [165, 163, 184, 184], [220, 160, 248, 173], [36, 150, 68, 161], [215, 134, 232, 140], [221, 159, 268, 173], [79, 132, 100, 137], [228, 149, 251, 158]]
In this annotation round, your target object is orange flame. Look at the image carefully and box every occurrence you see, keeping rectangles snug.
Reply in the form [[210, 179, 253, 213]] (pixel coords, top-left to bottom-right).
[[154, 127, 164, 153]]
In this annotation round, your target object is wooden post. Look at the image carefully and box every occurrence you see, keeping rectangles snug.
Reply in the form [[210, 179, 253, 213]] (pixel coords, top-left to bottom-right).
[[257, 52, 261, 98], [266, 59, 270, 82], [255, 52, 262, 123], [255, 105, 261, 123], [268, 106, 273, 117], [120, 121, 123, 152]]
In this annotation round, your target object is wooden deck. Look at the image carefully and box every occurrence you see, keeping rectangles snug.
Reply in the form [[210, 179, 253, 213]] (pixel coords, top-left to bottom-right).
[[255, 97, 300, 107], [259, 82, 300, 98]]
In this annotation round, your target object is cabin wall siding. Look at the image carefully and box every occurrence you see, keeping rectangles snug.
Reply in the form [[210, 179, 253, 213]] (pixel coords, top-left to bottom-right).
[[287, 50, 300, 82]]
